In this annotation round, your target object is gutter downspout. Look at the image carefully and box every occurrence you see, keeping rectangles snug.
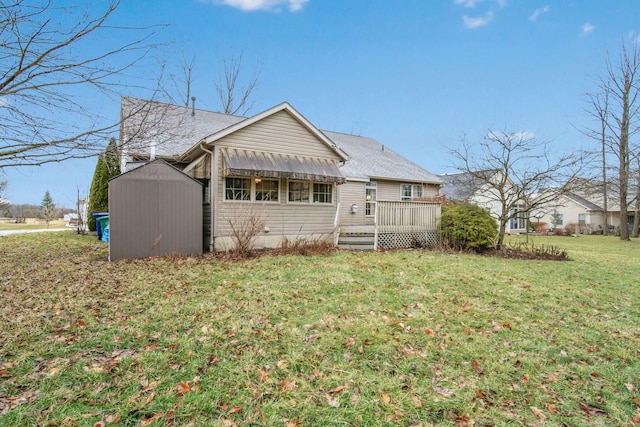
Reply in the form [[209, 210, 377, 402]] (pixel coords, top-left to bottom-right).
[[200, 142, 215, 252]]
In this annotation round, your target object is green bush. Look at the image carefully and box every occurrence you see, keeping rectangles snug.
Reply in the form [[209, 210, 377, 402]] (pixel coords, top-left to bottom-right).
[[87, 138, 120, 231], [440, 202, 498, 251]]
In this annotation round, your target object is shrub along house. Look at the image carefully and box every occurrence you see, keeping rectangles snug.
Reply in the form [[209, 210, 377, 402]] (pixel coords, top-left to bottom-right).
[[114, 97, 442, 258]]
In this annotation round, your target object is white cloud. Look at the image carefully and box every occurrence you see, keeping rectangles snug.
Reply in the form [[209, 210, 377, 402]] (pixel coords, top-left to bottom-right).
[[581, 21, 595, 35], [529, 5, 549, 22], [454, 0, 484, 7], [463, 12, 494, 29], [454, 0, 506, 8], [215, 0, 309, 12]]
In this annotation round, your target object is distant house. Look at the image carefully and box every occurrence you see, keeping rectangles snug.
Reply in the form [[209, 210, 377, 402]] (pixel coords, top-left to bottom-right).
[[114, 97, 443, 257], [439, 171, 528, 234], [533, 180, 636, 234]]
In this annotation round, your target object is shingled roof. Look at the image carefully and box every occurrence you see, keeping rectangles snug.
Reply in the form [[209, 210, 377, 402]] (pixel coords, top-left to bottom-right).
[[121, 97, 441, 184]]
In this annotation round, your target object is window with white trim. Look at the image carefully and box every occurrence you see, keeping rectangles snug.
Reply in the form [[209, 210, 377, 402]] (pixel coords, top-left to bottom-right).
[[225, 177, 250, 201], [313, 183, 332, 204], [509, 204, 527, 230], [365, 181, 377, 216], [401, 184, 423, 201], [288, 181, 310, 203], [287, 181, 333, 204], [255, 179, 279, 202], [225, 177, 280, 202], [578, 213, 586, 225]]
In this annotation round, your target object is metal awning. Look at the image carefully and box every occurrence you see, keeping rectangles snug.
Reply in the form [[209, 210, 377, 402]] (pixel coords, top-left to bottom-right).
[[222, 148, 345, 183]]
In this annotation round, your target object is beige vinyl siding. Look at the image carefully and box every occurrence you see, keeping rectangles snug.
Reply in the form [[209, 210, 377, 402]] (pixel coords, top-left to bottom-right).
[[215, 110, 342, 161], [377, 181, 439, 201], [214, 151, 338, 239], [339, 181, 366, 226]]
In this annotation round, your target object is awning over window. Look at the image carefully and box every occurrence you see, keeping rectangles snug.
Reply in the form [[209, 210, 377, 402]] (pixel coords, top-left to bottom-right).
[[222, 148, 345, 183]]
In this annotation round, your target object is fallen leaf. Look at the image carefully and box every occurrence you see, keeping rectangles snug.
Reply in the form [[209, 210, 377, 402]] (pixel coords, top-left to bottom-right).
[[632, 410, 640, 424], [175, 382, 190, 396], [522, 374, 530, 383], [328, 385, 348, 394], [631, 396, 640, 406], [411, 394, 423, 408], [579, 402, 607, 416], [104, 413, 121, 425], [626, 383, 636, 392], [285, 419, 302, 427], [276, 359, 288, 369], [228, 406, 242, 415], [93, 422, 105, 427], [434, 386, 454, 398], [342, 337, 356, 347], [424, 327, 437, 336], [221, 418, 238, 427], [547, 403, 558, 414], [530, 406, 546, 421], [258, 369, 268, 383], [139, 413, 162, 426], [326, 394, 340, 408], [548, 372, 558, 383], [472, 360, 483, 375], [382, 393, 391, 404], [280, 380, 298, 393]]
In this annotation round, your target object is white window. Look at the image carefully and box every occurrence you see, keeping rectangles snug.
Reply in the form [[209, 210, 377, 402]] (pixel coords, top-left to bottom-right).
[[313, 183, 333, 204], [509, 204, 527, 230], [578, 213, 586, 225], [288, 181, 333, 204], [255, 179, 279, 202], [365, 181, 377, 216], [288, 181, 310, 203], [225, 177, 279, 202], [401, 184, 423, 201], [225, 177, 250, 201]]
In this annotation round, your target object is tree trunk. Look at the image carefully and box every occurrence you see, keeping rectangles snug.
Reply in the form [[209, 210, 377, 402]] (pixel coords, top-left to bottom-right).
[[633, 163, 640, 238]]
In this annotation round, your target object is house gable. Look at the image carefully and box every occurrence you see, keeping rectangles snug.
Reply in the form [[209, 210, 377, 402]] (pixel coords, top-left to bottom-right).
[[183, 103, 348, 163]]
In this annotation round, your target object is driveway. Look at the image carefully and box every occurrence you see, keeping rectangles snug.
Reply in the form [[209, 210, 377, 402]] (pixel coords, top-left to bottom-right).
[[0, 228, 70, 237]]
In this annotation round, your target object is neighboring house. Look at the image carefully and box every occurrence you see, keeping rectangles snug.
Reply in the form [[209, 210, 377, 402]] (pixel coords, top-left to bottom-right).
[[116, 97, 442, 256], [533, 180, 637, 234], [439, 171, 528, 234]]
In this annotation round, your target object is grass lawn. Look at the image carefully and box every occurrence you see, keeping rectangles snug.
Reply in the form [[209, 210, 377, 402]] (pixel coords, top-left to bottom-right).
[[0, 218, 67, 231], [1, 232, 639, 426]]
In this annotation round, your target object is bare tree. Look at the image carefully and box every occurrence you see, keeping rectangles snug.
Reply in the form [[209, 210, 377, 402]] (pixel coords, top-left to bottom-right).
[[585, 89, 611, 233], [450, 130, 582, 250], [592, 42, 640, 240], [0, 0, 164, 169], [0, 179, 8, 210], [214, 52, 262, 116]]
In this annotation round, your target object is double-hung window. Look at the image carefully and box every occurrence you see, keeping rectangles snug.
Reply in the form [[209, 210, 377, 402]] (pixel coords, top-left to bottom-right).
[[255, 179, 279, 202], [313, 183, 332, 204], [401, 184, 423, 201], [365, 181, 377, 216], [288, 181, 310, 203], [225, 177, 251, 201], [288, 181, 333, 204]]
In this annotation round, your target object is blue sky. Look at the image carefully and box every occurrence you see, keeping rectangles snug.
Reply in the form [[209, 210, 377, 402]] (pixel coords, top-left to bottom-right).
[[4, 0, 640, 207]]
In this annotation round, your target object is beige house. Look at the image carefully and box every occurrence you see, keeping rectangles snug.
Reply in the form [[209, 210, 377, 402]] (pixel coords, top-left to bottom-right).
[[439, 171, 528, 234], [117, 98, 442, 255]]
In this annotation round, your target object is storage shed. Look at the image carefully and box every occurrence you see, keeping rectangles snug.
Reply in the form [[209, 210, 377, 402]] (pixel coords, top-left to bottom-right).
[[109, 159, 203, 260]]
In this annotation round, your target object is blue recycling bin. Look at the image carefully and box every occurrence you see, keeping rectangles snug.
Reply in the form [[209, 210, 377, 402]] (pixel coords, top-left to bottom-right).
[[92, 212, 109, 239]]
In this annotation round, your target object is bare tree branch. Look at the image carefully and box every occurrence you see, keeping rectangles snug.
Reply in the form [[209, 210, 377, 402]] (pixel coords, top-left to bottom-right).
[[0, 0, 166, 169], [450, 130, 583, 249], [214, 51, 262, 116]]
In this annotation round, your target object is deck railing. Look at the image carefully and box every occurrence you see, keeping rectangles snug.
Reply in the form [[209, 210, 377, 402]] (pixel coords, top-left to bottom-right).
[[375, 200, 441, 249]]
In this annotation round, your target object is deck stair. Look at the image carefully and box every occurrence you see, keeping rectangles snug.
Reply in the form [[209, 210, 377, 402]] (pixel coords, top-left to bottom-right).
[[338, 226, 375, 251]]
